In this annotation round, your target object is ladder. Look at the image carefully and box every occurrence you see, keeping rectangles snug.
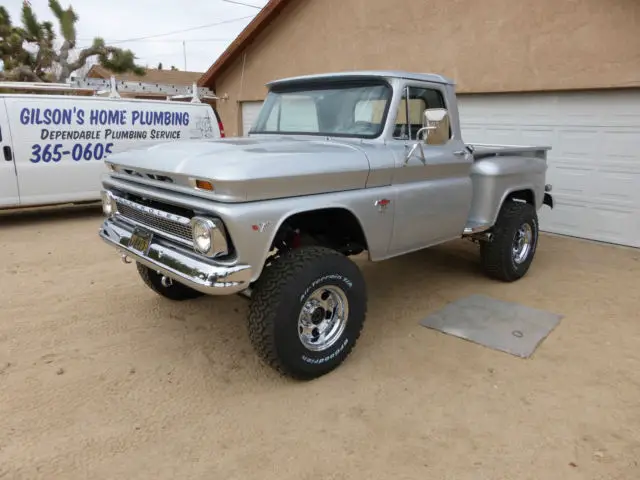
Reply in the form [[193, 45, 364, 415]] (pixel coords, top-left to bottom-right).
[[0, 75, 218, 103]]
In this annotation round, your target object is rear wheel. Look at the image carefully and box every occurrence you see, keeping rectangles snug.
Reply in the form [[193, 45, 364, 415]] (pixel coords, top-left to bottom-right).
[[480, 201, 539, 282], [136, 262, 204, 301], [247, 246, 367, 380]]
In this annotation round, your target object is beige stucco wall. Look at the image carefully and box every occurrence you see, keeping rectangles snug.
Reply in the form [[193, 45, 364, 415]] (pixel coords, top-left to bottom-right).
[[211, 0, 640, 137]]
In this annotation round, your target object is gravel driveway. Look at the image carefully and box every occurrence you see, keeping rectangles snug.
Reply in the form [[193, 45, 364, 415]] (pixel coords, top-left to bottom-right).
[[1, 207, 639, 480]]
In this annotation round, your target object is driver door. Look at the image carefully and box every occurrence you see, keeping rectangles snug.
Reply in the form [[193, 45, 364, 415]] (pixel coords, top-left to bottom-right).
[[386, 84, 473, 256]]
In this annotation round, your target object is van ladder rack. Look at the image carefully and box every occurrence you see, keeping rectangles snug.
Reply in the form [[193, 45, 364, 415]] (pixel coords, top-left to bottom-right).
[[0, 75, 217, 103]]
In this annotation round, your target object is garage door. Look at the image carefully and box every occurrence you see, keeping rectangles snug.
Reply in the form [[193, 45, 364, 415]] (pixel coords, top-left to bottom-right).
[[241, 101, 264, 136], [458, 91, 640, 248]]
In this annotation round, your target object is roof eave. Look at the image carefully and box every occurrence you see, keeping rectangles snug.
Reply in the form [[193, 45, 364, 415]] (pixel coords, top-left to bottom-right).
[[198, 0, 292, 89]]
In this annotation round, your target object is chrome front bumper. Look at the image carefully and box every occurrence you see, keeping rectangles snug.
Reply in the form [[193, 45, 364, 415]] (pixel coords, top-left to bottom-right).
[[99, 217, 252, 295]]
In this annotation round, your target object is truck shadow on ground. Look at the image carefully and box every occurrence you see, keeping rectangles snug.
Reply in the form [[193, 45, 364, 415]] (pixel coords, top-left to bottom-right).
[[143, 239, 489, 381], [0, 203, 102, 226]]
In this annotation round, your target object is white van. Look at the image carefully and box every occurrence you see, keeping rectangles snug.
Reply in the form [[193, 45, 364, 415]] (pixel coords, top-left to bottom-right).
[[0, 93, 224, 209]]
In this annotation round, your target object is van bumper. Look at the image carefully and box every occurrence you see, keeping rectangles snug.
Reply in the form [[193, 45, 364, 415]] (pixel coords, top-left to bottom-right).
[[99, 217, 252, 295]]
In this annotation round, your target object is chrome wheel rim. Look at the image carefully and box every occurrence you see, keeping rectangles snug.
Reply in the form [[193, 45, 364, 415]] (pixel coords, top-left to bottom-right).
[[513, 223, 533, 264], [298, 285, 349, 352]]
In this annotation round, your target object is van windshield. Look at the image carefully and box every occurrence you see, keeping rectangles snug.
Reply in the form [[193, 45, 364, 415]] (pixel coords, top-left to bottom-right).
[[250, 80, 392, 139]]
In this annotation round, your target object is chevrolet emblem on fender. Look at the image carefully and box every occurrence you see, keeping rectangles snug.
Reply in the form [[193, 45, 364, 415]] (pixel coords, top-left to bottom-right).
[[375, 198, 391, 212]]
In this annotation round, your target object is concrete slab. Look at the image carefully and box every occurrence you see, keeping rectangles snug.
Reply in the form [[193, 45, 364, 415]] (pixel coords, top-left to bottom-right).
[[419, 294, 563, 357]]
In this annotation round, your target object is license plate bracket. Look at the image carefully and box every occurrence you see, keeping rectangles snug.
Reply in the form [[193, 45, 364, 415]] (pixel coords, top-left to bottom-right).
[[129, 227, 153, 255]]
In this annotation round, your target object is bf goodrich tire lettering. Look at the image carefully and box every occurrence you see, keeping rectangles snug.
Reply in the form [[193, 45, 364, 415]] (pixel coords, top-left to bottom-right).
[[247, 246, 367, 380]]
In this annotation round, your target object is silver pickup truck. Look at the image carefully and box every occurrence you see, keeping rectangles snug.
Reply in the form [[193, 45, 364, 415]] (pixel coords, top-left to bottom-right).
[[98, 70, 554, 380]]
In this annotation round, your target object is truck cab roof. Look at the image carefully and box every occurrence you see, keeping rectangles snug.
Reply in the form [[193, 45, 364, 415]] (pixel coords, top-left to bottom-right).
[[266, 70, 456, 88]]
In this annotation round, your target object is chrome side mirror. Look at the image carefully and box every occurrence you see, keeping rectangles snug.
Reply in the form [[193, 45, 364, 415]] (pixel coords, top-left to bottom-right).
[[424, 108, 448, 123], [416, 108, 450, 145], [403, 108, 450, 166]]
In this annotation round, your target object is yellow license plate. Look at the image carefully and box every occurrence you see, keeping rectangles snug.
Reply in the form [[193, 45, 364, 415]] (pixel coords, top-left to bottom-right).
[[129, 228, 153, 254]]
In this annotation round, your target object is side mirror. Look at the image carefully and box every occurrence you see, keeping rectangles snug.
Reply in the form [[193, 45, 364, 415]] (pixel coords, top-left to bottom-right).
[[403, 107, 451, 166], [421, 108, 450, 146]]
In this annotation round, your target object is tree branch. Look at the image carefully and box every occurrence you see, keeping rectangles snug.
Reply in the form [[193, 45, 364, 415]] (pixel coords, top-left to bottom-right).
[[1, 65, 42, 82], [68, 42, 144, 76], [4, 3, 144, 83], [67, 44, 103, 73]]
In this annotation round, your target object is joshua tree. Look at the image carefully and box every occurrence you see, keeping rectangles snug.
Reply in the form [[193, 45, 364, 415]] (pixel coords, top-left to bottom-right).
[[0, 0, 144, 82]]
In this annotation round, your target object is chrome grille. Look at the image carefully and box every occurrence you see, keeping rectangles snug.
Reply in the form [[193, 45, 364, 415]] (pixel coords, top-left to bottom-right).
[[114, 196, 193, 244]]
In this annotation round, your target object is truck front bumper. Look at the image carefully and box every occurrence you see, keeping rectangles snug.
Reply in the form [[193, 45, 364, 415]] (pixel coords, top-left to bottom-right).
[[99, 217, 252, 295]]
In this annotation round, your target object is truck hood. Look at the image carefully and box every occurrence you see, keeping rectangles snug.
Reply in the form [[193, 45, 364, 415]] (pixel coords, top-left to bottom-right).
[[106, 136, 371, 202]]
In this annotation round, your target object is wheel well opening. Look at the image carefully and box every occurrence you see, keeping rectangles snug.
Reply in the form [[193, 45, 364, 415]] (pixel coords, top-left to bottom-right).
[[507, 189, 535, 205], [272, 208, 368, 256]]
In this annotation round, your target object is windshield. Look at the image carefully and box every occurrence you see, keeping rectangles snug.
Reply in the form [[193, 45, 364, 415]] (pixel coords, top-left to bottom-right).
[[250, 80, 392, 138]]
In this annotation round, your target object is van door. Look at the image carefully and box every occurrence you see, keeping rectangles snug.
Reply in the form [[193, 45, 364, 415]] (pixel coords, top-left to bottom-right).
[[0, 99, 20, 208]]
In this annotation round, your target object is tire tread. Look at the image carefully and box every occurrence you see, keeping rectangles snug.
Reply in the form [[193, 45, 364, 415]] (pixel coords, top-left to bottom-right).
[[248, 246, 366, 379], [480, 201, 538, 282]]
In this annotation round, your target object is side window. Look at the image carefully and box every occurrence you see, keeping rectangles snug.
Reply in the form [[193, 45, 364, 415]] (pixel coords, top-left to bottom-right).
[[393, 87, 449, 142]]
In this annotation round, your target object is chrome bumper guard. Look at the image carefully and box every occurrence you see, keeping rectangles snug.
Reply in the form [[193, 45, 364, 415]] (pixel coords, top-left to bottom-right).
[[99, 217, 252, 295]]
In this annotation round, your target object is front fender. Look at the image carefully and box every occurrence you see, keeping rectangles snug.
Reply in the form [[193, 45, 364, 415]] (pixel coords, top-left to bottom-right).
[[216, 187, 397, 282]]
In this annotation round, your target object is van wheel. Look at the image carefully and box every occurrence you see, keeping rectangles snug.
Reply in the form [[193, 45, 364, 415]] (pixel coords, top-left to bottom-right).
[[247, 246, 367, 380], [136, 262, 204, 301], [480, 201, 539, 282]]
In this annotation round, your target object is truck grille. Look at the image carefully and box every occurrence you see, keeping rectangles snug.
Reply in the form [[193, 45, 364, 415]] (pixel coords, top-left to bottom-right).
[[114, 196, 193, 245]]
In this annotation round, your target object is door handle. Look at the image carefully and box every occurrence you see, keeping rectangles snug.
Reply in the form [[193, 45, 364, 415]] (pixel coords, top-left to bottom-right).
[[453, 150, 466, 156], [3, 146, 13, 161]]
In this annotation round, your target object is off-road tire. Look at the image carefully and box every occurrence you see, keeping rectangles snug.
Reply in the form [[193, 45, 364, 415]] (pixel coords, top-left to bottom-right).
[[248, 246, 367, 380], [136, 262, 204, 301], [480, 200, 539, 282]]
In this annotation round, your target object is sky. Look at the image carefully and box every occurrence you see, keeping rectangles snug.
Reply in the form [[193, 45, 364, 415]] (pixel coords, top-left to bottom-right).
[[4, 0, 270, 74]]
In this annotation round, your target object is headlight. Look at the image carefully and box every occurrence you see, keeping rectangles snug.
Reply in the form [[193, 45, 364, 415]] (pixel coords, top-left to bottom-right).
[[100, 190, 116, 217], [190, 216, 229, 257]]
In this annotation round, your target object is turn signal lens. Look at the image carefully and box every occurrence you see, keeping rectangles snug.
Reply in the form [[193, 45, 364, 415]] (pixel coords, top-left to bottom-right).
[[195, 179, 214, 191]]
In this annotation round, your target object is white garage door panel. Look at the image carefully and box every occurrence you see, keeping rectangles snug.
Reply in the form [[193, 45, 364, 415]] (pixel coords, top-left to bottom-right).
[[241, 101, 264, 136], [458, 91, 640, 248]]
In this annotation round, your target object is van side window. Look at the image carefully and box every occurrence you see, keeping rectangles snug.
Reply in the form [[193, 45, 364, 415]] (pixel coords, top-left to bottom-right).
[[393, 87, 448, 141]]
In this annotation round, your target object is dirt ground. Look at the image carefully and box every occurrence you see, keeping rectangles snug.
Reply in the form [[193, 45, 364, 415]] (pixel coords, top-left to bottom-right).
[[1, 206, 639, 480]]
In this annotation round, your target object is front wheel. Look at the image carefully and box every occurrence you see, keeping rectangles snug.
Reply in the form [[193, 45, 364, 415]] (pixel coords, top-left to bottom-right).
[[136, 262, 205, 301], [480, 201, 539, 282], [247, 246, 367, 380]]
